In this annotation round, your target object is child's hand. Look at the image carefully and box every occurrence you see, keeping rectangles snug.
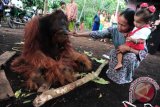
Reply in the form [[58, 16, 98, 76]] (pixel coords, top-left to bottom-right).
[[126, 37, 132, 42]]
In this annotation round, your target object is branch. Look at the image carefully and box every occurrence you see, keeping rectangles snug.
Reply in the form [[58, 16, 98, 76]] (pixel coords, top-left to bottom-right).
[[33, 60, 108, 107]]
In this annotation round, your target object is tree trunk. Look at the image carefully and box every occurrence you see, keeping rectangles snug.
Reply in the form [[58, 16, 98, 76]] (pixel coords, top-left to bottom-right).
[[43, 0, 48, 14]]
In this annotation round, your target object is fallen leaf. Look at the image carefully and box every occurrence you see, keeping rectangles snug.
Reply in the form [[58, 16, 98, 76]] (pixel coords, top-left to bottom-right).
[[25, 93, 35, 97], [15, 89, 22, 98], [21, 93, 26, 97], [84, 50, 93, 57], [23, 100, 31, 104], [91, 57, 105, 63], [98, 93, 102, 98], [92, 77, 109, 85]]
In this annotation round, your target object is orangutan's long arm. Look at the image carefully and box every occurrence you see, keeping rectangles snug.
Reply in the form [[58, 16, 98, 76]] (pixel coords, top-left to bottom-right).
[[25, 50, 57, 69]]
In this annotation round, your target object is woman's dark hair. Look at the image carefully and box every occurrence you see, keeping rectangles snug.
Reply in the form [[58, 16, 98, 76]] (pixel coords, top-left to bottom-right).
[[119, 8, 135, 31], [135, 7, 154, 24]]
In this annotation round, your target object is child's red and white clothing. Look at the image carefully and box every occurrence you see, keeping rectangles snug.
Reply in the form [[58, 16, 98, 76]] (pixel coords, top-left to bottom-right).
[[125, 25, 151, 50]]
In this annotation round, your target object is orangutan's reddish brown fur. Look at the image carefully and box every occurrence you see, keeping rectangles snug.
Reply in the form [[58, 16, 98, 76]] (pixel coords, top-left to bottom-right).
[[11, 10, 92, 90]]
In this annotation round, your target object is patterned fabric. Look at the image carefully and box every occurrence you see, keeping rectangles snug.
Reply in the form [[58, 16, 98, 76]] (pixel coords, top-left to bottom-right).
[[106, 49, 138, 84], [106, 47, 148, 84], [66, 2, 78, 21], [89, 27, 148, 84]]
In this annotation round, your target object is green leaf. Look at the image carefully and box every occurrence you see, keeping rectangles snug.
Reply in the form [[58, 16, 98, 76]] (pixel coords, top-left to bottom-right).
[[91, 57, 105, 64], [84, 50, 93, 57], [21, 93, 26, 97], [23, 100, 32, 104], [25, 93, 35, 97], [92, 77, 109, 85], [15, 89, 22, 98]]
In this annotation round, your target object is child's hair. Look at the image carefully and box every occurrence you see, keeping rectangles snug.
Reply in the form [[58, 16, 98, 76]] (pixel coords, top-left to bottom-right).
[[135, 3, 156, 24]]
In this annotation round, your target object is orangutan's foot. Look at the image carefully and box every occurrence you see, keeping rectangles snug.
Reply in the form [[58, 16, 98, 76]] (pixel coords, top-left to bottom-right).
[[37, 82, 51, 92]]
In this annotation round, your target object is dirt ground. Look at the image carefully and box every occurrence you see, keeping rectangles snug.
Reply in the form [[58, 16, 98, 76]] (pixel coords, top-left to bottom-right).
[[0, 25, 160, 107]]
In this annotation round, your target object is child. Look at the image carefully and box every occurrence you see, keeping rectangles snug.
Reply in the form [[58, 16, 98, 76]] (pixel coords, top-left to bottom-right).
[[114, 3, 156, 70], [79, 20, 85, 32], [59, 1, 66, 14]]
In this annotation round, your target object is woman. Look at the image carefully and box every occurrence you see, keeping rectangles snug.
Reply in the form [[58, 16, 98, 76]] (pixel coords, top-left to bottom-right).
[[73, 8, 148, 84]]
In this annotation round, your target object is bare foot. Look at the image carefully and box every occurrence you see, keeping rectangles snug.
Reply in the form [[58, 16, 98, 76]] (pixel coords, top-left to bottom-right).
[[114, 63, 123, 70]]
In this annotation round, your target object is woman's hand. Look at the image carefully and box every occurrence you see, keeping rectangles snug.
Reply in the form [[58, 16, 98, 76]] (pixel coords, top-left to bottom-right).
[[117, 45, 130, 53], [69, 32, 90, 37], [67, 31, 78, 37], [72, 31, 79, 37]]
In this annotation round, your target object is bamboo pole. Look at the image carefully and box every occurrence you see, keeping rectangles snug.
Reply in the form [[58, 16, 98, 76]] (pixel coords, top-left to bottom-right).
[[115, 0, 120, 17], [43, 0, 48, 15], [33, 60, 108, 107]]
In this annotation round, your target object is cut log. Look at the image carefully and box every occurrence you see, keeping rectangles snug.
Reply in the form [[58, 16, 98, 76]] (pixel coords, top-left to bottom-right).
[[33, 60, 108, 107], [0, 51, 16, 69], [0, 51, 16, 100], [0, 70, 14, 100]]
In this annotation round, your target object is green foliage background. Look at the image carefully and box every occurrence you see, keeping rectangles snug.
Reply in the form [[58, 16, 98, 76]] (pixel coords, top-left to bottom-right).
[[22, 0, 126, 29]]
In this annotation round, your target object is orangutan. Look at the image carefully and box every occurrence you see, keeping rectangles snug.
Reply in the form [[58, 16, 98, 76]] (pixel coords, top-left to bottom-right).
[[11, 10, 92, 90]]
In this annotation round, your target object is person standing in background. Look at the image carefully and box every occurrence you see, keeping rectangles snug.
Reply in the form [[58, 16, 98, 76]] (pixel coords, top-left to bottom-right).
[[59, 1, 66, 14], [92, 10, 100, 31], [10, 0, 24, 18], [79, 17, 84, 31], [66, 0, 78, 31], [110, 12, 118, 28], [99, 10, 106, 31], [0, 0, 9, 27]]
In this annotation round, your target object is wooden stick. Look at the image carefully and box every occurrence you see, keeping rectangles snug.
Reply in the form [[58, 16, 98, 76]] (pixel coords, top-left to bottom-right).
[[33, 60, 108, 107], [0, 51, 16, 100], [0, 70, 15, 100], [0, 51, 16, 69]]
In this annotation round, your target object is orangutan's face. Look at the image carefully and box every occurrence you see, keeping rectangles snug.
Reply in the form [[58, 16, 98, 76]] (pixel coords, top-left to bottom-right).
[[46, 10, 69, 44], [54, 29, 69, 43]]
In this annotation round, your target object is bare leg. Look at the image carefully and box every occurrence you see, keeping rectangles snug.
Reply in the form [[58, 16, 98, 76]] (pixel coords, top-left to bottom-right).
[[114, 53, 123, 70]]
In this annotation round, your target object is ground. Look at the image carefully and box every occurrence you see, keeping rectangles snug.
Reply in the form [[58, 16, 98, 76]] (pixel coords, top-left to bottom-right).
[[0, 25, 160, 107]]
